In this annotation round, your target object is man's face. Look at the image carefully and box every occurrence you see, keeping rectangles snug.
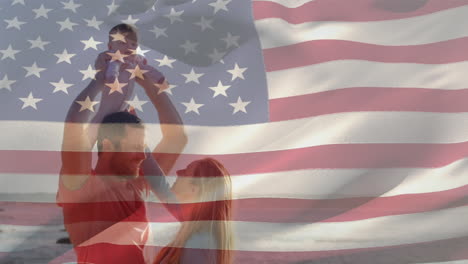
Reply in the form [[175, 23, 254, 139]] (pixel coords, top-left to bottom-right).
[[110, 126, 146, 178]]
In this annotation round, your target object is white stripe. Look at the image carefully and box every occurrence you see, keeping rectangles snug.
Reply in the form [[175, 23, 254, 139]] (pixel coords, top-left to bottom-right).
[[255, 6, 468, 49], [2, 158, 467, 198], [2, 206, 466, 251], [268, 60, 468, 99], [1, 112, 468, 155], [252, 0, 315, 8], [417, 261, 468, 264]]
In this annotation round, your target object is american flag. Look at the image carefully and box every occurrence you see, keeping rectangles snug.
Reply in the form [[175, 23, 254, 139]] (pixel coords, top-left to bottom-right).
[[1, 0, 468, 263]]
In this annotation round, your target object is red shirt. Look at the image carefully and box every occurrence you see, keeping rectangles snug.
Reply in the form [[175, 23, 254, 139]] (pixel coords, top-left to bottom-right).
[[57, 170, 150, 264]]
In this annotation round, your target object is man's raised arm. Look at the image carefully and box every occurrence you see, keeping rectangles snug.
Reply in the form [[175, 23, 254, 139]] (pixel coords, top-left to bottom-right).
[[136, 64, 188, 175]]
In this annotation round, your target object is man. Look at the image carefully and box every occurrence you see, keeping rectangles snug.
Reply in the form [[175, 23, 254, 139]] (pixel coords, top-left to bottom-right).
[[57, 24, 187, 264]]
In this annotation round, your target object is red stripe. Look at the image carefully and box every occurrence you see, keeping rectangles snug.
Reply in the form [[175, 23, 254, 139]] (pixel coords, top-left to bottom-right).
[[1, 143, 468, 175], [270, 88, 468, 121], [253, 0, 468, 23], [18, 236, 468, 264], [2, 186, 467, 225], [263, 38, 468, 72]]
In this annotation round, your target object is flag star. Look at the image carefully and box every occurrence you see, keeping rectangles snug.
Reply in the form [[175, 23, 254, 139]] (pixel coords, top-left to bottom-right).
[[158, 84, 176, 95], [126, 64, 148, 80], [76, 96, 99, 112], [149, 26, 167, 39], [79, 65, 100, 80], [105, 78, 128, 94], [227, 63, 247, 81], [54, 49, 76, 64], [28, 36, 50, 50], [209, 0, 231, 14], [122, 15, 139, 26], [81, 36, 103, 50], [50, 78, 73, 94], [4, 17, 26, 30], [19, 92, 42, 110], [155, 55, 176, 68], [208, 48, 226, 64], [194, 16, 214, 31], [182, 68, 204, 84], [0, 74, 16, 91], [125, 95, 148, 112], [164, 8, 184, 24], [209, 81, 230, 98], [84, 16, 103, 30], [57, 18, 78, 31], [106, 50, 128, 63], [32, 4, 52, 19], [181, 98, 204, 115], [11, 0, 25, 6], [110, 31, 127, 43], [107, 0, 119, 16], [62, 0, 81, 13], [222, 32, 240, 49], [23, 62, 46, 78], [131, 46, 150, 57], [229, 96, 250, 114], [0, 45, 20, 60], [180, 40, 198, 55]]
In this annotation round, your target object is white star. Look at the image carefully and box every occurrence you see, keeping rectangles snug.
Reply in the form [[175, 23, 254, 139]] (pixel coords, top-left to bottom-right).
[[229, 96, 250, 114], [76, 96, 99, 112], [4, 17, 26, 30], [84, 16, 103, 30], [62, 0, 81, 13], [110, 31, 127, 43], [149, 26, 167, 39], [23, 62, 46, 78], [126, 64, 148, 80], [11, 0, 25, 6], [79, 65, 100, 80], [50, 78, 73, 94], [125, 95, 148, 112], [0, 74, 16, 91], [208, 48, 226, 64], [107, 0, 119, 16], [164, 8, 184, 24], [158, 84, 176, 95], [32, 4, 52, 19], [209, 0, 231, 14], [122, 15, 139, 26], [105, 78, 128, 95], [54, 49, 76, 64], [19, 92, 42, 110], [222, 32, 240, 49], [106, 50, 128, 63], [81, 36, 103, 50], [57, 18, 78, 31], [155, 55, 176, 68], [0, 45, 20, 60], [28, 36, 50, 50], [181, 98, 204, 115], [227, 63, 247, 81], [194, 16, 214, 31], [209, 81, 230, 98], [182, 68, 204, 84], [131, 46, 150, 57], [180, 40, 198, 55]]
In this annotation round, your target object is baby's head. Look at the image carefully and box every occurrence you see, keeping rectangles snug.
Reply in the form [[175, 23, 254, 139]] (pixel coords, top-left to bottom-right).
[[108, 23, 138, 55]]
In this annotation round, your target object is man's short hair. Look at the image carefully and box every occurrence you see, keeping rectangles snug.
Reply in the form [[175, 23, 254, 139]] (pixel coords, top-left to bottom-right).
[[109, 23, 138, 42], [97, 111, 144, 154]]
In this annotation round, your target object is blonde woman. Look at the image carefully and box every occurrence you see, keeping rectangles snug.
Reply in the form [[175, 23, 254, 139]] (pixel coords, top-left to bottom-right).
[[152, 158, 233, 264]]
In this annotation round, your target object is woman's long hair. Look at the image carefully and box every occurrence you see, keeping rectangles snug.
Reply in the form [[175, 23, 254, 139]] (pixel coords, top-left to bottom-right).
[[153, 158, 233, 264]]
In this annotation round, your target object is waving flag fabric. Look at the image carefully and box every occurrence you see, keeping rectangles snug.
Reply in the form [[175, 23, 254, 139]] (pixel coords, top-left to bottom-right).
[[1, 0, 468, 263]]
